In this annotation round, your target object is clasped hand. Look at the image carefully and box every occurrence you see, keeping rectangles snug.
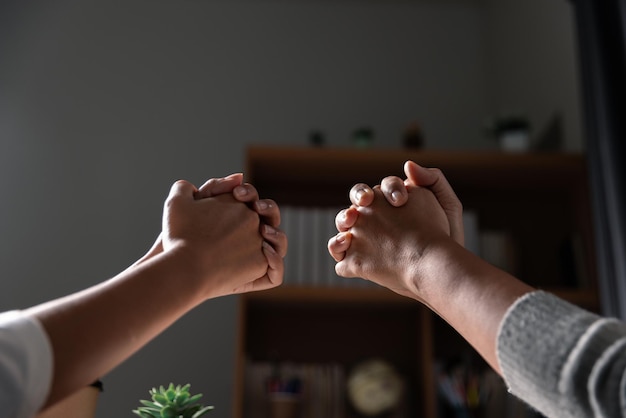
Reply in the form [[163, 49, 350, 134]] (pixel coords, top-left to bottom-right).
[[327, 160, 463, 301], [134, 173, 287, 300]]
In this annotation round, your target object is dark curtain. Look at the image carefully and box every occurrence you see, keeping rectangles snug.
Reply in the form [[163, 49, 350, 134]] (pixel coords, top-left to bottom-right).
[[572, 0, 626, 318]]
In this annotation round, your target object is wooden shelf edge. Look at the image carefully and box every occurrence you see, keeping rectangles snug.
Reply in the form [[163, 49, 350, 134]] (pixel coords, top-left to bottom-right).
[[245, 145, 588, 192], [240, 284, 419, 306], [245, 146, 586, 174]]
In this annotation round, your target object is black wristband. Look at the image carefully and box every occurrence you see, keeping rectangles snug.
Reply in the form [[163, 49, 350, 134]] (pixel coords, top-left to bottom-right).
[[90, 379, 104, 392]]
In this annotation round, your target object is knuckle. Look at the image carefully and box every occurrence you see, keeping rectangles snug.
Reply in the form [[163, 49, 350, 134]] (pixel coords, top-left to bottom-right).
[[335, 209, 348, 227], [350, 183, 370, 198], [335, 262, 346, 277], [430, 167, 444, 177], [174, 179, 191, 189], [382, 175, 401, 186]]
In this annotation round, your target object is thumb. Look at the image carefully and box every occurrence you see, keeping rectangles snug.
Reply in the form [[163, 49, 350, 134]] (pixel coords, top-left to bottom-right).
[[404, 160, 437, 187], [404, 161, 465, 246]]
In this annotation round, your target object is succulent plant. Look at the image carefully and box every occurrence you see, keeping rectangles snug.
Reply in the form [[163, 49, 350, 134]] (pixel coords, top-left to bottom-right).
[[133, 383, 214, 418]]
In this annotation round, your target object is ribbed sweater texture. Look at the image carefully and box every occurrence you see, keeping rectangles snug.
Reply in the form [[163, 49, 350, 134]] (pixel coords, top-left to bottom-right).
[[497, 291, 626, 417]]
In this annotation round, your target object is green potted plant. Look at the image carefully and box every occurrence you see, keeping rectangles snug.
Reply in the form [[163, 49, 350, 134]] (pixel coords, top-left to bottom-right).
[[133, 383, 214, 418]]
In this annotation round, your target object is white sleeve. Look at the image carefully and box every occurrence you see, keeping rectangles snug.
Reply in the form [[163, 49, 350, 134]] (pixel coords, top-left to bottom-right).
[[0, 310, 53, 418]]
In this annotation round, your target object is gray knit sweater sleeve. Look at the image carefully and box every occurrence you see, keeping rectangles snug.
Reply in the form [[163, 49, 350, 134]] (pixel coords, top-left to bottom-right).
[[496, 290, 626, 418]]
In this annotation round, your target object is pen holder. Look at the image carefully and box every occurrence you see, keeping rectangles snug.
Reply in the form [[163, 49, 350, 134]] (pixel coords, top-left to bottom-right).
[[268, 392, 301, 418]]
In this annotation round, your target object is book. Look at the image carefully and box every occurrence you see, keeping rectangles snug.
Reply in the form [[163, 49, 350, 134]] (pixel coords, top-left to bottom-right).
[[280, 206, 297, 285], [480, 230, 518, 274], [463, 210, 480, 256]]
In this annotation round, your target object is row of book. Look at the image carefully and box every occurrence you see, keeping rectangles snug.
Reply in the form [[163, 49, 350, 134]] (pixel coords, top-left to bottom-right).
[[244, 359, 540, 418], [281, 206, 379, 288], [280, 206, 483, 288], [280, 206, 587, 289]]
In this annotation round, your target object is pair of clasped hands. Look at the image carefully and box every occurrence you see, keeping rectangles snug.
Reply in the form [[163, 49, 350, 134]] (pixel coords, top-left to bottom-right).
[[36, 158, 524, 410], [170, 159, 459, 302]]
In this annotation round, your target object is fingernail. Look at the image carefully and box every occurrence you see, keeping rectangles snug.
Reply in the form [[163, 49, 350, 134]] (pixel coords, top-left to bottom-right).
[[234, 186, 248, 196], [263, 241, 276, 254], [336, 233, 346, 243], [264, 224, 276, 235], [257, 200, 268, 210], [356, 190, 364, 202], [391, 191, 402, 202]]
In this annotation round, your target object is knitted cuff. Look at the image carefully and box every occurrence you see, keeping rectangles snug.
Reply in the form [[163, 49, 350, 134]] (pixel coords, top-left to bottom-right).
[[496, 291, 600, 417]]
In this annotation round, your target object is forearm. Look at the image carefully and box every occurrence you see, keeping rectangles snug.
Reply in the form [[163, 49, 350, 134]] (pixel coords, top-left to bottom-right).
[[26, 249, 207, 408], [413, 240, 534, 374]]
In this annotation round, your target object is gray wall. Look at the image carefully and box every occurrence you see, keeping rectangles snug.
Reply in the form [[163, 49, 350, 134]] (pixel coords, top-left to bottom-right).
[[0, 1, 580, 417], [484, 0, 583, 150]]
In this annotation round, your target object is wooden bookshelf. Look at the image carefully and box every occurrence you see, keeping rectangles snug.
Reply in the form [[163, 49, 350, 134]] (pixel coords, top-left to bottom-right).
[[232, 145, 599, 418]]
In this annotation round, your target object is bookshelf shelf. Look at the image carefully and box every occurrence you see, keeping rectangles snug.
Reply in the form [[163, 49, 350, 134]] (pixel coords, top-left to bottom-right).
[[241, 285, 416, 306], [233, 146, 599, 418]]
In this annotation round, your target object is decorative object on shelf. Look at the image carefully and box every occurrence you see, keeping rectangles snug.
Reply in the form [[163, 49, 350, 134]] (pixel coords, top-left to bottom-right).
[[402, 121, 424, 149], [347, 358, 405, 417], [133, 383, 214, 418], [533, 112, 563, 152], [308, 130, 326, 147], [485, 114, 531, 152], [352, 127, 375, 148]]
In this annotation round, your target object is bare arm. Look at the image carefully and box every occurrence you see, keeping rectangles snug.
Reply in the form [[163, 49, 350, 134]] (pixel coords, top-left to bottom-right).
[[408, 235, 534, 374], [329, 161, 626, 417], [328, 166, 533, 374], [27, 249, 210, 408], [27, 176, 287, 408]]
